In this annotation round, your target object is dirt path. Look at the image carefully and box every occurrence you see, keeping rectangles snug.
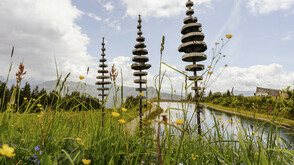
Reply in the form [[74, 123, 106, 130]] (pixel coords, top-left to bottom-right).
[[125, 102, 158, 134]]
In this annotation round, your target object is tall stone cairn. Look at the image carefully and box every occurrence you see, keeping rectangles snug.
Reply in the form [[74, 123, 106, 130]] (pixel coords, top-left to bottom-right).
[[131, 15, 151, 135], [96, 37, 111, 127], [178, 0, 207, 134]]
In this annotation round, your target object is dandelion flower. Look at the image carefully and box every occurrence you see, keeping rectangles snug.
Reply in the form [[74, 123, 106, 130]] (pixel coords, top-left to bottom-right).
[[208, 71, 213, 75], [0, 144, 16, 158], [226, 34, 232, 39], [175, 119, 184, 125], [192, 157, 196, 160], [24, 97, 27, 100], [112, 112, 120, 118], [195, 155, 200, 158], [79, 75, 85, 80], [139, 93, 144, 96], [121, 108, 127, 112], [217, 117, 222, 120], [32, 99, 36, 101], [228, 120, 233, 123], [82, 159, 91, 165], [76, 137, 81, 142], [118, 119, 126, 124], [252, 132, 258, 135], [37, 104, 42, 107]]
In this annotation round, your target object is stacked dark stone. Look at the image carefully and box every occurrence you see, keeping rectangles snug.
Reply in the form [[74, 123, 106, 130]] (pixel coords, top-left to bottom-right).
[[178, 0, 207, 134], [96, 37, 111, 127], [131, 15, 151, 134]]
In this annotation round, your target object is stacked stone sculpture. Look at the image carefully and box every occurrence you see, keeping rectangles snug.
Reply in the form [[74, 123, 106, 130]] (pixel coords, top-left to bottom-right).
[[131, 15, 151, 135], [178, 0, 207, 134], [96, 37, 111, 127]]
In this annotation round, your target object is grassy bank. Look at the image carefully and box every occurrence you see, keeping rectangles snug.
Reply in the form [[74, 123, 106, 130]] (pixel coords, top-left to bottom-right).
[[202, 102, 294, 130]]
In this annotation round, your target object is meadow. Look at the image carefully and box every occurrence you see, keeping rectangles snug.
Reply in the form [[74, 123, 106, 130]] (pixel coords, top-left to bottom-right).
[[1, 38, 294, 165]]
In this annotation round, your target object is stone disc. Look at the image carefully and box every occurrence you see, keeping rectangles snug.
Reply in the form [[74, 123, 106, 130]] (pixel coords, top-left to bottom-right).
[[182, 52, 207, 62], [185, 64, 205, 71]]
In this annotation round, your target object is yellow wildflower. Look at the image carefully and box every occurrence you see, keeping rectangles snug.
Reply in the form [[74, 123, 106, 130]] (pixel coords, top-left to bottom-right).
[[112, 112, 120, 118], [37, 112, 44, 118], [217, 117, 222, 120], [192, 157, 196, 160], [76, 137, 82, 142], [226, 34, 232, 39], [0, 144, 16, 158], [228, 120, 233, 123], [215, 42, 219, 45], [24, 97, 27, 100], [21, 138, 25, 142], [252, 132, 258, 135], [255, 152, 259, 156], [195, 155, 200, 158], [37, 104, 42, 107], [208, 71, 213, 75], [79, 75, 85, 80], [175, 119, 184, 125], [118, 119, 126, 124], [121, 108, 127, 112], [82, 159, 91, 165], [139, 92, 144, 96], [237, 120, 241, 123], [207, 66, 211, 68], [182, 71, 186, 74]]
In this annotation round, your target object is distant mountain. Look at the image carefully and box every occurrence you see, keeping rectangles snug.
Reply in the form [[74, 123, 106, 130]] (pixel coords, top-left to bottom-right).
[[37, 80, 181, 108]]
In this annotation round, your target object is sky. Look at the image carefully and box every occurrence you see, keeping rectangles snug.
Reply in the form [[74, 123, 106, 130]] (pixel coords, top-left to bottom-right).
[[0, 0, 294, 95]]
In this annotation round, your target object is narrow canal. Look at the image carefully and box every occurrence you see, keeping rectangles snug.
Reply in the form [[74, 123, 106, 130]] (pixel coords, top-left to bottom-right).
[[155, 102, 294, 147]]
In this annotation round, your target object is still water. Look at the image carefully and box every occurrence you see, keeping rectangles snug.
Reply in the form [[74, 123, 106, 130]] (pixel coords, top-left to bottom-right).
[[154, 102, 294, 147]]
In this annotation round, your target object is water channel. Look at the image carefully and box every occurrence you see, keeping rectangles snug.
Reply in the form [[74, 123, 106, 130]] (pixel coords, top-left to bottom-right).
[[154, 102, 294, 147]]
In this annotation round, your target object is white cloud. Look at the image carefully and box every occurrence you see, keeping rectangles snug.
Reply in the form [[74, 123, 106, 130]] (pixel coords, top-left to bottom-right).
[[282, 31, 294, 40], [103, 18, 121, 31], [208, 64, 294, 92], [87, 12, 102, 21], [0, 0, 96, 83], [247, 0, 294, 14], [121, 0, 212, 18], [103, 2, 114, 11]]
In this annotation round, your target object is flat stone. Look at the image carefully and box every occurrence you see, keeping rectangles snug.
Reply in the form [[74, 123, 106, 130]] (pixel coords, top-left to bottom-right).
[[101, 48, 105, 51], [97, 87, 109, 91], [178, 41, 207, 53], [132, 48, 148, 55], [137, 31, 143, 36], [189, 76, 203, 81], [134, 79, 147, 84], [191, 87, 201, 91], [101, 53, 105, 56], [132, 56, 149, 62], [131, 63, 151, 70], [134, 43, 146, 49], [96, 76, 110, 79], [181, 23, 202, 35], [137, 25, 142, 29], [95, 81, 111, 85], [185, 64, 205, 71], [184, 16, 197, 24], [182, 52, 207, 62], [98, 70, 108, 73], [181, 32, 205, 43], [186, 9, 194, 16], [136, 37, 145, 42], [186, 1, 193, 7], [133, 71, 148, 76], [99, 64, 108, 68], [100, 58, 106, 62]]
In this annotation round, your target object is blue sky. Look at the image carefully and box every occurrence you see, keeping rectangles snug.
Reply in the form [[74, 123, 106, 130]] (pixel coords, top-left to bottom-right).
[[0, 0, 294, 94]]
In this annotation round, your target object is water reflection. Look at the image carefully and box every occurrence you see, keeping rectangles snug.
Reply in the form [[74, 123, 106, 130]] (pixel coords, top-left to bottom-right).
[[154, 102, 294, 147]]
